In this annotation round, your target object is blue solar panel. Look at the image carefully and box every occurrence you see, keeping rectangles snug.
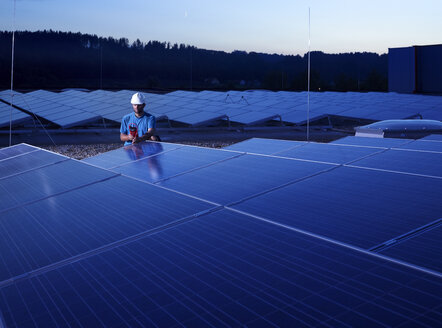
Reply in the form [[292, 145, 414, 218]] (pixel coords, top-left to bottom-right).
[[0, 150, 67, 179], [330, 136, 413, 148], [0, 160, 117, 212], [274, 143, 383, 164], [0, 175, 215, 282], [223, 138, 304, 154], [113, 146, 242, 183], [1, 142, 441, 327], [350, 148, 442, 177], [421, 134, 442, 141], [232, 166, 442, 249], [159, 154, 334, 205], [0, 143, 36, 160], [83, 142, 181, 169], [396, 140, 442, 152], [378, 224, 442, 273], [0, 209, 440, 327]]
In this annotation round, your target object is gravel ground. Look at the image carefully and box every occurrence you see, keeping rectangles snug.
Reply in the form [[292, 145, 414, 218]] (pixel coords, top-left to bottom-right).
[[41, 141, 235, 160]]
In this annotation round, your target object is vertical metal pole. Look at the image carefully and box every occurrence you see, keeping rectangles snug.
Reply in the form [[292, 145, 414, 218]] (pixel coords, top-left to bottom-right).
[[100, 44, 103, 89], [9, 0, 16, 147], [190, 47, 193, 91], [307, 7, 311, 142]]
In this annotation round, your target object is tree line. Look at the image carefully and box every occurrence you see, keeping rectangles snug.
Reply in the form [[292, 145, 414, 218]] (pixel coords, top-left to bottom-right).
[[0, 30, 388, 91]]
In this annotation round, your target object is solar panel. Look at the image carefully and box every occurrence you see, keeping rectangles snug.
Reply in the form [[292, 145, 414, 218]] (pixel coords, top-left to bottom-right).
[[0, 102, 31, 128], [0, 150, 67, 179], [330, 136, 413, 148], [232, 166, 442, 249], [0, 143, 37, 160], [378, 224, 442, 273], [83, 142, 182, 169], [112, 145, 242, 183], [158, 154, 334, 205], [274, 143, 383, 164], [349, 148, 442, 177], [3, 90, 442, 128], [395, 140, 442, 152], [421, 134, 442, 141], [0, 141, 441, 327], [229, 111, 280, 125], [0, 209, 440, 327], [0, 175, 216, 283], [171, 112, 227, 126], [282, 110, 324, 124], [223, 137, 304, 154], [1, 93, 101, 128], [0, 159, 117, 212]]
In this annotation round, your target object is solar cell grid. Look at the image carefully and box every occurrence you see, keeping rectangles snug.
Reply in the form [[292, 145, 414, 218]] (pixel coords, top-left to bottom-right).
[[176, 112, 228, 126], [421, 134, 442, 141], [232, 166, 442, 249], [0, 159, 117, 213], [0, 150, 66, 180], [378, 224, 442, 273], [274, 142, 383, 164], [331, 136, 413, 148], [0, 209, 440, 327], [112, 145, 242, 183], [0, 175, 216, 283], [223, 137, 304, 155], [395, 140, 442, 152], [349, 148, 442, 178], [158, 153, 335, 205], [83, 142, 181, 169], [228, 111, 280, 125], [0, 144, 36, 160]]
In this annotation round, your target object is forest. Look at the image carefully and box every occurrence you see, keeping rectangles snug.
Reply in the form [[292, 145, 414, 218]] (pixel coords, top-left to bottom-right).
[[0, 30, 388, 92]]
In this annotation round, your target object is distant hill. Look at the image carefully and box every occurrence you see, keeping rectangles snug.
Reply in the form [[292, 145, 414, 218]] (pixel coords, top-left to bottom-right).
[[0, 30, 387, 91]]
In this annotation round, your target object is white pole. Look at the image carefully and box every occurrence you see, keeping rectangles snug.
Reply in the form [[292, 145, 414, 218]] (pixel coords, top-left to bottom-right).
[[307, 7, 311, 142], [9, 0, 16, 147]]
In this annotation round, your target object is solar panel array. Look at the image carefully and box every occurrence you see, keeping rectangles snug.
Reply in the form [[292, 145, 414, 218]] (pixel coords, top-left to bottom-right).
[[0, 90, 101, 128], [1, 89, 441, 129], [162, 89, 442, 123], [1, 138, 441, 326], [0, 99, 32, 128]]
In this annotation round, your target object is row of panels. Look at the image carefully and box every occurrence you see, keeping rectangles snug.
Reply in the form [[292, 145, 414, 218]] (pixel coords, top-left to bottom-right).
[[2, 89, 441, 129], [0, 142, 440, 327], [83, 137, 442, 273]]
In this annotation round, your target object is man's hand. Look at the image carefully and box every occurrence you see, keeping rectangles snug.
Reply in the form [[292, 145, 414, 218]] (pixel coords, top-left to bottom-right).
[[132, 134, 140, 144]]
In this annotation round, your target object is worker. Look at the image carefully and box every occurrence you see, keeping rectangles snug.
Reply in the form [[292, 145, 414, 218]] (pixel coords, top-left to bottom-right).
[[120, 92, 160, 146]]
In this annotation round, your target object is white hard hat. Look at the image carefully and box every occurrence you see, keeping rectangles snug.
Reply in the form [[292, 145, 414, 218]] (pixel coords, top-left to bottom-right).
[[131, 92, 145, 105]]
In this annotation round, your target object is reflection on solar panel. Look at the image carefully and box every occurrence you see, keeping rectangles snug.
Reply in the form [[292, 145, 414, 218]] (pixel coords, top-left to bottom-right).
[[0, 140, 441, 327]]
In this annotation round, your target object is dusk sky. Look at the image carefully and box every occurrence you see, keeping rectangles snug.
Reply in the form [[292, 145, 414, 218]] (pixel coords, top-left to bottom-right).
[[1, 0, 441, 55]]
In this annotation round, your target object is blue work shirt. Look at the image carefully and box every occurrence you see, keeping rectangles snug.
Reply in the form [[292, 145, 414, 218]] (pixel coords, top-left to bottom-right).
[[120, 112, 156, 146]]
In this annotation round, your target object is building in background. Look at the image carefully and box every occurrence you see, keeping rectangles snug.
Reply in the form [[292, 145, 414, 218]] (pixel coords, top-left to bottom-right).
[[389, 44, 442, 94]]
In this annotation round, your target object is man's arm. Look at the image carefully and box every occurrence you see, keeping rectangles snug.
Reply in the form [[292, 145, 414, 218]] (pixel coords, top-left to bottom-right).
[[120, 133, 135, 143], [133, 128, 156, 143]]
